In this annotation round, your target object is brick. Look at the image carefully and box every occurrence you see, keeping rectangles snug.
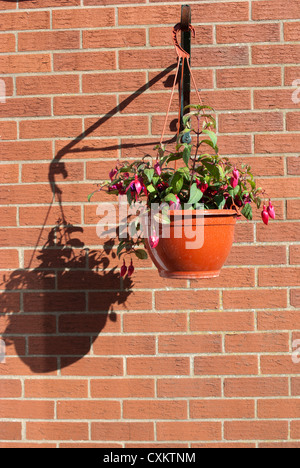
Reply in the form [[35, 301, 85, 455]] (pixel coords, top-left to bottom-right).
[[19, 205, 81, 226], [18, 31, 80, 52], [127, 357, 190, 376], [158, 334, 222, 354], [224, 420, 288, 440], [191, 312, 254, 332], [287, 113, 300, 131], [258, 268, 300, 286], [82, 72, 146, 93], [190, 399, 254, 419], [25, 379, 88, 398], [0, 33, 15, 52], [285, 67, 300, 85], [0, 162, 19, 184], [253, 45, 300, 65], [193, 47, 249, 67], [0, 207, 17, 226], [123, 312, 187, 333], [195, 355, 258, 376], [219, 112, 283, 133], [291, 421, 300, 439], [291, 289, 300, 307], [225, 332, 289, 352], [16, 75, 80, 96], [20, 0, 80, 7], [93, 335, 156, 356], [217, 67, 282, 88], [0, 11, 50, 31], [290, 245, 300, 264], [0, 422, 22, 441], [0, 227, 53, 247], [258, 311, 300, 330], [0, 97, 51, 118], [224, 377, 289, 397], [189, 268, 255, 289], [258, 399, 300, 419], [291, 377, 300, 395], [0, 122, 17, 140], [223, 289, 287, 310], [217, 23, 280, 43], [0, 141, 52, 162], [256, 176, 300, 199], [54, 95, 116, 117], [256, 134, 300, 153], [28, 336, 91, 356], [123, 400, 187, 420], [260, 355, 300, 374], [0, 379, 22, 398], [284, 22, 300, 41], [149, 25, 213, 46], [156, 422, 221, 441], [59, 312, 121, 335], [0, 356, 58, 376], [20, 119, 83, 139], [229, 157, 284, 177], [0, 400, 54, 419], [91, 379, 155, 398], [23, 292, 86, 313], [254, 90, 299, 110], [155, 290, 219, 311], [55, 138, 118, 162], [26, 422, 89, 441], [1, 314, 53, 336], [252, 0, 300, 20], [0, 54, 51, 74], [85, 115, 149, 137], [60, 357, 123, 376], [157, 378, 221, 398], [92, 422, 154, 441], [89, 291, 152, 312], [149, 68, 213, 91], [54, 52, 116, 72], [57, 401, 121, 420], [0, 0, 16, 8], [83, 28, 146, 49], [0, 250, 19, 269], [257, 222, 300, 242], [287, 157, 300, 175], [52, 8, 115, 29]]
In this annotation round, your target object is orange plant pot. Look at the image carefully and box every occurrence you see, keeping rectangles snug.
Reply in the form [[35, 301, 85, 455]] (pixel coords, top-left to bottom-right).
[[144, 209, 237, 279]]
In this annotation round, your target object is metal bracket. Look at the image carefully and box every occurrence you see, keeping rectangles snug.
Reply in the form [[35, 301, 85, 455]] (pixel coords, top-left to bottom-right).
[[179, 5, 192, 141]]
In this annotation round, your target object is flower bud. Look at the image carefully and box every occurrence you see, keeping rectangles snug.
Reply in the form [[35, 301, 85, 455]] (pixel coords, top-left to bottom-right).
[[230, 176, 239, 188], [261, 205, 269, 225], [233, 167, 240, 180], [267, 200, 275, 220], [154, 162, 162, 176], [127, 259, 134, 277], [149, 230, 159, 249], [120, 260, 127, 277]]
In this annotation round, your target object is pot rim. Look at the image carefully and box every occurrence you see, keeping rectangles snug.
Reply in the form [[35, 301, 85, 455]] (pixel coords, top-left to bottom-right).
[[162, 209, 238, 217]]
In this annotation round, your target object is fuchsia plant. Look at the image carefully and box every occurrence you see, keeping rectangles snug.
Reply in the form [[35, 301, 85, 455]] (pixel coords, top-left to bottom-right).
[[89, 104, 275, 277]]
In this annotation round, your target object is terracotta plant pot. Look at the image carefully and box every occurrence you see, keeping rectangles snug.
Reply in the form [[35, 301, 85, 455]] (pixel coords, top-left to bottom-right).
[[144, 209, 237, 279]]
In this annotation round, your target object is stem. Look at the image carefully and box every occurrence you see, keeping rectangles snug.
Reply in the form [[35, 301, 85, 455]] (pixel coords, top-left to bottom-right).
[[189, 114, 201, 192]]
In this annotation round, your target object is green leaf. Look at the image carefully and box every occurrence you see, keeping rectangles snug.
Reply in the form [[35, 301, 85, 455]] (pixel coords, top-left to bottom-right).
[[202, 129, 218, 149], [164, 193, 178, 203], [183, 144, 192, 167], [202, 160, 220, 180], [171, 172, 184, 194], [147, 184, 156, 194], [241, 203, 253, 220], [134, 249, 148, 260], [144, 168, 154, 183], [188, 183, 203, 205]]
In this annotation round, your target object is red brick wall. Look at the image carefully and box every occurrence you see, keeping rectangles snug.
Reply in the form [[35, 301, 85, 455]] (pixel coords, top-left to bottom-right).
[[0, 0, 299, 448]]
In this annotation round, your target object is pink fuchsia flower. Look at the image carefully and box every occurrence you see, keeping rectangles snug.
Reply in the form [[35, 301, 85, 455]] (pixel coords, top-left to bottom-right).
[[230, 167, 240, 188], [127, 259, 134, 277], [261, 205, 269, 225], [267, 200, 275, 220], [169, 195, 181, 210], [120, 260, 127, 277], [126, 175, 147, 201], [196, 180, 209, 193], [154, 162, 162, 176], [149, 229, 159, 249], [109, 167, 118, 181]]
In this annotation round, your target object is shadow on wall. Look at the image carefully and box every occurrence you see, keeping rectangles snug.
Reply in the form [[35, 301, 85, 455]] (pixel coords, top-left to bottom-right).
[[0, 64, 178, 373]]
